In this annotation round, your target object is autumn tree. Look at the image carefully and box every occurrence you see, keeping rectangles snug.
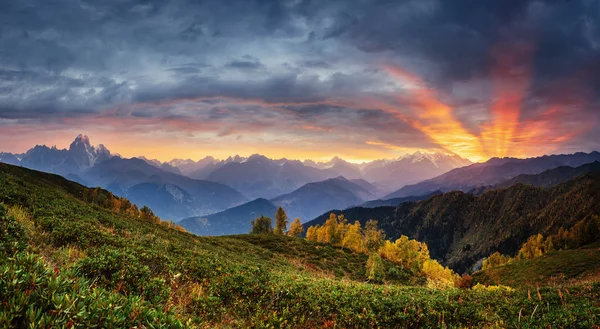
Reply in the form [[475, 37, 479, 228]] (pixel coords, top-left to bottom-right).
[[363, 220, 384, 251], [287, 218, 303, 237], [306, 225, 318, 241], [366, 252, 385, 283], [250, 215, 273, 234], [342, 221, 364, 253], [482, 252, 512, 270], [518, 234, 553, 259], [140, 205, 157, 223], [422, 259, 456, 288], [379, 235, 429, 272], [274, 207, 289, 234]]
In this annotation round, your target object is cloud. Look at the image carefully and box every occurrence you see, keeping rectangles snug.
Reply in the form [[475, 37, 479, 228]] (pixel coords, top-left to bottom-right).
[[0, 0, 598, 161]]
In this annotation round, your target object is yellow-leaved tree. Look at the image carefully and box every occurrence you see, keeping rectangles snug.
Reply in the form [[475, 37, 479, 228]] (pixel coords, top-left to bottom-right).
[[341, 221, 364, 253], [287, 218, 303, 237]]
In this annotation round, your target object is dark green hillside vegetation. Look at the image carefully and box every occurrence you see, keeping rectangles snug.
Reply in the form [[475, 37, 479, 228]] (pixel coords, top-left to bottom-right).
[[307, 173, 600, 272], [1, 162, 600, 328]]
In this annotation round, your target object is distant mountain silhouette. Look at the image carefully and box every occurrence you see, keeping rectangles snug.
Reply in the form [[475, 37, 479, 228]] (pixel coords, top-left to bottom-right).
[[17, 135, 112, 176], [362, 152, 472, 191], [84, 157, 247, 220], [179, 198, 278, 235], [359, 190, 443, 208], [0, 152, 22, 166], [204, 154, 340, 199], [385, 151, 600, 199], [270, 176, 374, 222]]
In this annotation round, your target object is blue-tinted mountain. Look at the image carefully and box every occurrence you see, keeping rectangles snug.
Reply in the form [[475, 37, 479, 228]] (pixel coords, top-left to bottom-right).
[[179, 198, 278, 236], [205, 154, 339, 199], [494, 161, 600, 189], [270, 176, 374, 222], [84, 157, 247, 220], [362, 152, 472, 191], [18, 135, 112, 176], [0, 152, 22, 166]]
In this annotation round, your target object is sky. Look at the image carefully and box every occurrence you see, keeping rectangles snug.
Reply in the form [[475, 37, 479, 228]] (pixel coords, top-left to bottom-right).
[[0, 0, 599, 163]]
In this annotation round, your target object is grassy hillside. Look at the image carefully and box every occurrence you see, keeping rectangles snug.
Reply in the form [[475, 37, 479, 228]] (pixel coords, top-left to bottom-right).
[[1, 163, 600, 328], [474, 246, 600, 288]]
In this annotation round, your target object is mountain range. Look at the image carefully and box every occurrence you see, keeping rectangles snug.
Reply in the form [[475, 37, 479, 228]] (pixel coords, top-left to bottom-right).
[[179, 198, 278, 235], [180, 176, 380, 235], [3, 134, 600, 232], [305, 162, 600, 272], [385, 152, 600, 199], [84, 157, 248, 219]]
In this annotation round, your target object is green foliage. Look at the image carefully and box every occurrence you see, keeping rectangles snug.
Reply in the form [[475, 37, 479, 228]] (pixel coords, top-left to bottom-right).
[[366, 252, 385, 283], [2, 163, 600, 328], [250, 215, 273, 234], [0, 251, 185, 328], [274, 206, 288, 234], [0, 204, 27, 256], [475, 248, 600, 288]]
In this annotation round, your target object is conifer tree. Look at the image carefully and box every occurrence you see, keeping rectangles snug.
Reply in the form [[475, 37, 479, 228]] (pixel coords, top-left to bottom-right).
[[274, 207, 288, 234]]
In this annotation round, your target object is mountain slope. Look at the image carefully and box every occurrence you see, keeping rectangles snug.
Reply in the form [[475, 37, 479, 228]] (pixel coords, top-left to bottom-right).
[[84, 157, 247, 219], [495, 161, 600, 189], [306, 173, 600, 272], [179, 198, 278, 235], [359, 190, 443, 208], [1, 162, 599, 328], [473, 246, 600, 288], [271, 176, 373, 222], [386, 151, 600, 199]]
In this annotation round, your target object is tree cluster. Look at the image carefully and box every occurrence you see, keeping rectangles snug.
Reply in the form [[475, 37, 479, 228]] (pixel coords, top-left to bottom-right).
[[482, 215, 600, 270], [83, 187, 185, 232], [305, 213, 457, 287], [250, 207, 304, 237]]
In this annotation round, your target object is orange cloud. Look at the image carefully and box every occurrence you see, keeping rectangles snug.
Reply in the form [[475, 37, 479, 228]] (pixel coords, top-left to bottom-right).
[[480, 43, 533, 158], [384, 66, 487, 162]]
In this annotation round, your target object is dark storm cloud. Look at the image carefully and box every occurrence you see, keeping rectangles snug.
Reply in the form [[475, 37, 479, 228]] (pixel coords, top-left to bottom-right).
[[0, 0, 598, 158]]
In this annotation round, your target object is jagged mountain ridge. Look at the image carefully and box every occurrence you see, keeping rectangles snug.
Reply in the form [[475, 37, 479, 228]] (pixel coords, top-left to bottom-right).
[[385, 151, 600, 199]]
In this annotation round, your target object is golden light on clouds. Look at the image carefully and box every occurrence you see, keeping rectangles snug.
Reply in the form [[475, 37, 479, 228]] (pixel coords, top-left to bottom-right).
[[381, 55, 591, 162], [384, 66, 487, 162]]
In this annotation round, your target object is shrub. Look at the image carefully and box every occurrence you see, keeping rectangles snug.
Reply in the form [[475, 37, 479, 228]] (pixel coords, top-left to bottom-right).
[[0, 251, 185, 328], [456, 274, 473, 289], [76, 246, 152, 296], [0, 203, 27, 256]]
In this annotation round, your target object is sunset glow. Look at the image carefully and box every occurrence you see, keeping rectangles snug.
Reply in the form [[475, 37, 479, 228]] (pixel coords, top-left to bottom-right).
[[0, 0, 598, 163]]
